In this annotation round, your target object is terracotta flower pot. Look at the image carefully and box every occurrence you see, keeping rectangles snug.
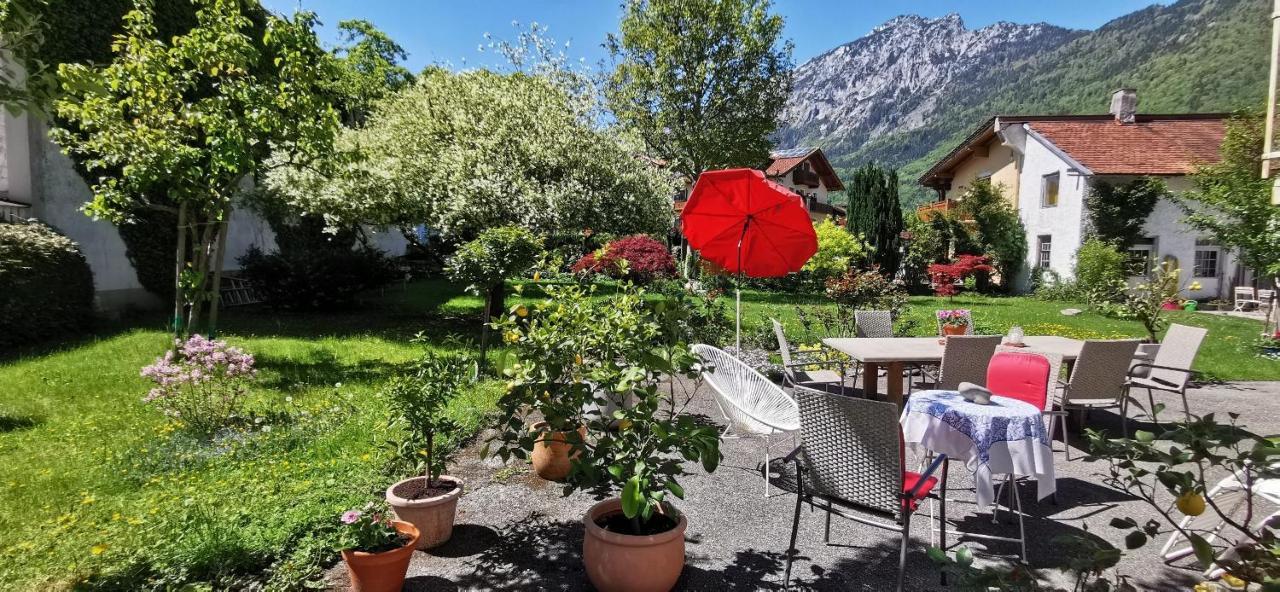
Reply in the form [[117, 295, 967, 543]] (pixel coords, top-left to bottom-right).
[[386, 475, 463, 550], [583, 498, 687, 592], [530, 421, 585, 481], [942, 324, 967, 337], [340, 520, 419, 592]]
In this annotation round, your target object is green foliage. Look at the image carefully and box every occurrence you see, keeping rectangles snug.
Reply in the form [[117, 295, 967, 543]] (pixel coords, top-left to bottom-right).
[[1085, 177, 1164, 249], [0, 221, 94, 347], [1182, 112, 1280, 279], [385, 348, 472, 484], [802, 218, 869, 280], [237, 244, 397, 311], [271, 67, 674, 240], [1030, 267, 1080, 302], [1104, 262, 1184, 343], [605, 0, 793, 180], [335, 502, 406, 553], [330, 19, 414, 127], [1074, 239, 1128, 306], [844, 163, 903, 276], [956, 180, 1026, 292], [901, 213, 946, 292], [823, 267, 909, 319], [446, 226, 544, 294]]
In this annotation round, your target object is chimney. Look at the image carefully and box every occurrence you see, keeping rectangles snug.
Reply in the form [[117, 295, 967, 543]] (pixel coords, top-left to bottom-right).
[[1110, 88, 1137, 124]]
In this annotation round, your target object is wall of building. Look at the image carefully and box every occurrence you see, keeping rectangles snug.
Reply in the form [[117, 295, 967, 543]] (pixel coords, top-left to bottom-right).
[[942, 138, 1021, 205], [1125, 176, 1237, 300], [1014, 135, 1087, 291]]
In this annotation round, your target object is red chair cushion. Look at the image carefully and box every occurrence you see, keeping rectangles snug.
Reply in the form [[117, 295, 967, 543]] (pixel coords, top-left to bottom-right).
[[901, 471, 938, 511], [986, 351, 1051, 410]]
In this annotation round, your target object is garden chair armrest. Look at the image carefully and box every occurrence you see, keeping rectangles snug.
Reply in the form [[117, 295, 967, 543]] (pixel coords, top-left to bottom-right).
[[907, 454, 948, 499], [784, 360, 846, 371], [783, 445, 805, 464], [1127, 363, 1198, 382]]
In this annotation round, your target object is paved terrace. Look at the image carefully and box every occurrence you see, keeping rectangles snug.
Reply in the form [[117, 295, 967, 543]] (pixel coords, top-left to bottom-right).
[[327, 379, 1280, 591]]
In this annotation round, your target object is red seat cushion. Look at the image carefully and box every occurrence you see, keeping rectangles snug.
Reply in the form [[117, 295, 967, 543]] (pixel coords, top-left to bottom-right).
[[986, 351, 1051, 410], [901, 471, 938, 511]]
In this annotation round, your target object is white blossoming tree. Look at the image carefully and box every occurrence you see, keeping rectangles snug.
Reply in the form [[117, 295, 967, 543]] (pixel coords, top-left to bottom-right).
[[268, 67, 675, 244]]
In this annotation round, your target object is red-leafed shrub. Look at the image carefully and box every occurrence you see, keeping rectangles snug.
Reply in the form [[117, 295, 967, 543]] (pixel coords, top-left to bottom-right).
[[571, 234, 675, 284], [927, 254, 994, 297]]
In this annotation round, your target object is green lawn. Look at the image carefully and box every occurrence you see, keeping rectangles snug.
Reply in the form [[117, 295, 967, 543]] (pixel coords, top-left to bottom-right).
[[0, 279, 1275, 590]]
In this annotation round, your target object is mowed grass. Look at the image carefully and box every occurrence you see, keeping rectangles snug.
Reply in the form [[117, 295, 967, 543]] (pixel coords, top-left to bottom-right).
[[739, 290, 1280, 382], [0, 280, 500, 590]]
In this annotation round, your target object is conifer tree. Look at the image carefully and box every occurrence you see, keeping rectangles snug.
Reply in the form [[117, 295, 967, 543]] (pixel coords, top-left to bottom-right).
[[845, 163, 904, 277]]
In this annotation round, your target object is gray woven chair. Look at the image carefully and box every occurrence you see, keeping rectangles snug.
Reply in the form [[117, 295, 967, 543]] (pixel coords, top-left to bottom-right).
[[1053, 339, 1142, 459], [783, 386, 947, 592], [1127, 324, 1207, 421], [854, 310, 894, 338], [935, 335, 1002, 391], [693, 344, 801, 497], [773, 319, 847, 395]]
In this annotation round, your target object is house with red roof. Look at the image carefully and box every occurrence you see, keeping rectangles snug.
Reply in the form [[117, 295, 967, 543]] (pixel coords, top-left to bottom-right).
[[762, 147, 846, 223], [918, 89, 1242, 297]]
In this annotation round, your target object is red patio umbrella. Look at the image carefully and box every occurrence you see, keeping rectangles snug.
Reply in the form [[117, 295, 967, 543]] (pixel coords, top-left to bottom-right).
[[681, 168, 818, 350]]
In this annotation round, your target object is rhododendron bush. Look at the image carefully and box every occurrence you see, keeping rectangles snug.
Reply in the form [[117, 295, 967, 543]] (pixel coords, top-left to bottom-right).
[[571, 234, 676, 284], [141, 335, 257, 435]]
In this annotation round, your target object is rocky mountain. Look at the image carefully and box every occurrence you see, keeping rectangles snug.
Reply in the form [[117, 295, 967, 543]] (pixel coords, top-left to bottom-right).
[[779, 0, 1271, 207]]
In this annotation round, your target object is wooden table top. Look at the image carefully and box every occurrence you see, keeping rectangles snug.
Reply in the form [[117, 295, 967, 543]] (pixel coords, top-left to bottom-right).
[[821, 335, 1084, 364]]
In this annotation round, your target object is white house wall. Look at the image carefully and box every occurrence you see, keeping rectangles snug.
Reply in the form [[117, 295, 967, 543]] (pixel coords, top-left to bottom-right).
[[1127, 176, 1236, 300], [1014, 134, 1087, 291]]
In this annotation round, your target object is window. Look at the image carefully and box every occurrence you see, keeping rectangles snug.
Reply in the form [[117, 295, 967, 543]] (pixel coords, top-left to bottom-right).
[[1194, 239, 1219, 278], [1041, 173, 1059, 207], [1126, 238, 1155, 276], [1037, 235, 1052, 269]]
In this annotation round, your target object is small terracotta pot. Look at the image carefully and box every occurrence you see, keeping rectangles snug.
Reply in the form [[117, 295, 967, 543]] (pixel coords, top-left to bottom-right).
[[386, 475, 463, 549], [340, 520, 419, 592], [583, 498, 687, 592], [942, 325, 967, 337], [530, 421, 585, 481]]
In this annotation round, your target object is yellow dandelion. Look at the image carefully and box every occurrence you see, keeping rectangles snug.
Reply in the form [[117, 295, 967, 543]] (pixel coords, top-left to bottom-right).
[[90, 543, 108, 556], [360, 453, 372, 462]]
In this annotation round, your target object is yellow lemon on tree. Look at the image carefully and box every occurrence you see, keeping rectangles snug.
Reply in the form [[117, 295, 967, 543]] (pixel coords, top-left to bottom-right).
[[1221, 573, 1247, 588], [1176, 491, 1206, 516], [515, 305, 529, 318]]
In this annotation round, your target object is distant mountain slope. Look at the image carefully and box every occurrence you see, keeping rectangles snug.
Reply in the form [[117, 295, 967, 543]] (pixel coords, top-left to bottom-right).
[[779, 0, 1271, 208]]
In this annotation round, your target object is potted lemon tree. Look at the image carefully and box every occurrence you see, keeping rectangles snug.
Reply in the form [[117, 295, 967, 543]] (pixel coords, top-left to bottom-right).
[[384, 349, 471, 549]]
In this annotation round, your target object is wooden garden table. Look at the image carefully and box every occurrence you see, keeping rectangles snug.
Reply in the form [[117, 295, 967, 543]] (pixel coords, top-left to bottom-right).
[[821, 336, 1085, 408]]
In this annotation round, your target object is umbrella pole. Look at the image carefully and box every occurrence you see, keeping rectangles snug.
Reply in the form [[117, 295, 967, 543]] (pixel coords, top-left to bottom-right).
[[735, 218, 750, 352]]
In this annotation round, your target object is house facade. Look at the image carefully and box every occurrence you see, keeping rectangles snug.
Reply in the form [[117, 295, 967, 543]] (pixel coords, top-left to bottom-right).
[[0, 110, 407, 314], [763, 147, 846, 223], [918, 89, 1243, 298]]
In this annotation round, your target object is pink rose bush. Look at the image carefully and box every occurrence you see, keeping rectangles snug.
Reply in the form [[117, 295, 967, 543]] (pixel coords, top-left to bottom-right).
[[141, 334, 256, 435]]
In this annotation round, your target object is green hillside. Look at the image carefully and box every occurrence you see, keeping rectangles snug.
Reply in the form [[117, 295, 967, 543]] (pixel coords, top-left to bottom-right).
[[835, 0, 1271, 208]]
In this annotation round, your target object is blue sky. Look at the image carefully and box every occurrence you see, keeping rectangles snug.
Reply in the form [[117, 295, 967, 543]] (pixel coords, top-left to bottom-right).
[[262, 0, 1161, 71]]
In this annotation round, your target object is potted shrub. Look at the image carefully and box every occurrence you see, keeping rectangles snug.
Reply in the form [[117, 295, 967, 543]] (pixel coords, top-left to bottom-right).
[[336, 503, 420, 592], [937, 310, 971, 337], [488, 283, 656, 481], [384, 350, 471, 549]]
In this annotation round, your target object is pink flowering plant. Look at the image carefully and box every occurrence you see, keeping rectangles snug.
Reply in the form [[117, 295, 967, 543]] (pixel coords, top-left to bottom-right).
[[936, 309, 972, 328], [336, 502, 407, 553], [140, 334, 256, 435]]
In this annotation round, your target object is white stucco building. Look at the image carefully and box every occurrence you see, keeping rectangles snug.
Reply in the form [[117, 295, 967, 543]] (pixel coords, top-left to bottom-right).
[[0, 110, 407, 315], [918, 89, 1252, 298]]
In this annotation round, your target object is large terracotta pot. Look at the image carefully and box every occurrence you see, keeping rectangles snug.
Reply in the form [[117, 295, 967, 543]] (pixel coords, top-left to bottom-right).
[[385, 475, 463, 549], [530, 421, 585, 481], [582, 498, 687, 592], [942, 324, 967, 337], [340, 520, 419, 592]]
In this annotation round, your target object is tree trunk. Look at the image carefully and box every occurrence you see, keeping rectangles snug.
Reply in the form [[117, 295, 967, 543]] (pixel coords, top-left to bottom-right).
[[205, 202, 233, 338], [476, 282, 506, 373], [172, 202, 189, 340]]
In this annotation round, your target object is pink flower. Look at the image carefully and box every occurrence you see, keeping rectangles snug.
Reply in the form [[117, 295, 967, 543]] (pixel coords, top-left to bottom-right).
[[341, 510, 361, 524]]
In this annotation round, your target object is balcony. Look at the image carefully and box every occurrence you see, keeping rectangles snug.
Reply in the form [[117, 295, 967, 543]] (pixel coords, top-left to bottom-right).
[[791, 168, 820, 188], [915, 199, 953, 221]]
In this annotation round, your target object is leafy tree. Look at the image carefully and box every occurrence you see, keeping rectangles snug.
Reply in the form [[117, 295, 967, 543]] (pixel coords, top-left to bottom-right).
[[803, 218, 869, 279], [446, 226, 544, 364], [1074, 238, 1127, 305], [268, 68, 674, 242], [50, 0, 339, 337], [1085, 177, 1164, 249], [1182, 113, 1280, 280], [605, 0, 793, 180], [956, 180, 1026, 292], [845, 163, 903, 277], [330, 19, 414, 127]]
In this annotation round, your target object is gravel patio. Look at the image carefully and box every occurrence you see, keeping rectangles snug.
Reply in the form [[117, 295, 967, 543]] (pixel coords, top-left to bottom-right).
[[327, 378, 1280, 591]]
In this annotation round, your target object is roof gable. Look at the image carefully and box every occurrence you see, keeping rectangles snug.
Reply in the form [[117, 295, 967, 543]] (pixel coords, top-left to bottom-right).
[[764, 147, 844, 191]]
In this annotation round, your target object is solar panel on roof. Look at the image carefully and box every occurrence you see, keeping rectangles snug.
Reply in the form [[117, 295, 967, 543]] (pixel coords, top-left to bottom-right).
[[769, 147, 814, 159]]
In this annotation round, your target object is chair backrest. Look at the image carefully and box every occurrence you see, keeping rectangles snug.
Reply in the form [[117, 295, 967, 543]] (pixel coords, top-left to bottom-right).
[[937, 335, 1002, 390], [692, 344, 800, 434], [1063, 339, 1142, 405], [1150, 324, 1208, 390], [936, 309, 974, 335], [794, 385, 902, 516], [986, 350, 1054, 410], [771, 318, 794, 369], [1235, 286, 1257, 303], [854, 310, 894, 338], [1260, 289, 1277, 303]]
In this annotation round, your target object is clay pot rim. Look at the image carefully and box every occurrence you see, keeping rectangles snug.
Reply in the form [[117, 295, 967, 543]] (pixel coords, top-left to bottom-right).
[[584, 497, 687, 548], [340, 520, 420, 562], [386, 475, 464, 508], [530, 421, 587, 435]]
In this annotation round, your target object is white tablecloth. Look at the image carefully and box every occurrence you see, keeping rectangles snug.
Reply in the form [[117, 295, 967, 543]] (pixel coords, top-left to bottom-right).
[[900, 390, 1056, 509]]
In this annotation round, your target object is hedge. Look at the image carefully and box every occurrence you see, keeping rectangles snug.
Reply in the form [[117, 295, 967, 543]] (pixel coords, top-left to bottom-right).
[[0, 222, 95, 347]]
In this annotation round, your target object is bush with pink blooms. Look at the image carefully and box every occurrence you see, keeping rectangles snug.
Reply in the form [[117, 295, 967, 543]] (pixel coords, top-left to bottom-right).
[[336, 502, 408, 553], [141, 334, 257, 435]]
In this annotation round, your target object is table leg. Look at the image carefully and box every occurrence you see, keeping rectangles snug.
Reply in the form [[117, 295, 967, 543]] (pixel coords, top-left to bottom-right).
[[863, 362, 880, 399], [887, 362, 905, 408]]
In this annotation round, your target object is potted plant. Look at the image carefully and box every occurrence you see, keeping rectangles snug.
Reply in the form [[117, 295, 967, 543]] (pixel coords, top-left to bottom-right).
[[937, 309, 971, 337], [488, 283, 656, 481], [336, 503, 420, 592], [384, 349, 471, 549]]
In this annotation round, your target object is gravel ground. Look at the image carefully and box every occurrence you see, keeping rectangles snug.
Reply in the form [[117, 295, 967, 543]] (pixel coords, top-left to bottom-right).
[[327, 378, 1280, 591]]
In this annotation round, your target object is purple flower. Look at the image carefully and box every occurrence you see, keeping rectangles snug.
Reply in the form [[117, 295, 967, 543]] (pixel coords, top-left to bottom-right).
[[341, 510, 362, 524]]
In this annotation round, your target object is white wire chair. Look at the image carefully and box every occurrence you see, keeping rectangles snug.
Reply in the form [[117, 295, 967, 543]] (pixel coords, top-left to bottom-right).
[[1160, 468, 1280, 578], [693, 344, 800, 497]]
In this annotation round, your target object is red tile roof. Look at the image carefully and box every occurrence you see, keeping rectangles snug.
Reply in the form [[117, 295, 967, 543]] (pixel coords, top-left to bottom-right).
[[1027, 116, 1227, 175], [763, 147, 845, 190]]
